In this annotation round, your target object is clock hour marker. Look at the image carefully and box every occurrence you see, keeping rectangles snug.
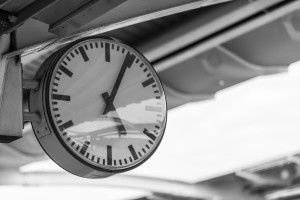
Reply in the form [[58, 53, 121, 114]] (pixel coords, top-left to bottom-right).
[[107, 145, 112, 165], [52, 94, 70, 101], [123, 52, 136, 69], [80, 140, 90, 155], [142, 77, 155, 87], [128, 145, 138, 160], [143, 129, 156, 141], [105, 43, 110, 62], [78, 46, 89, 62], [145, 105, 162, 112], [59, 65, 73, 77], [59, 120, 74, 131]]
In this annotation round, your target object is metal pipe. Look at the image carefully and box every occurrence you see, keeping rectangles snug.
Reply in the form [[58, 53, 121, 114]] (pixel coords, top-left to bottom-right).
[[153, 0, 300, 72]]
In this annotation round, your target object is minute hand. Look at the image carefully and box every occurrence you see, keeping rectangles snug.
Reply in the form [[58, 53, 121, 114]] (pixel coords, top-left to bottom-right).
[[103, 52, 136, 115]]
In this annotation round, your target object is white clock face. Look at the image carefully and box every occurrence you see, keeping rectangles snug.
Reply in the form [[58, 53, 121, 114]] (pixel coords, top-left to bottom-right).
[[46, 38, 167, 171]]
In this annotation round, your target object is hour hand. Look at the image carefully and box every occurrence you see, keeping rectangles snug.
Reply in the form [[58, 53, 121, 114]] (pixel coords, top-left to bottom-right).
[[102, 92, 126, 135], [102, 92, 114, 114]]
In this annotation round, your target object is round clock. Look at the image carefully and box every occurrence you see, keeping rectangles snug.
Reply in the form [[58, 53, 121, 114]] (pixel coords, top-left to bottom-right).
[[29, 36, 167, 178]]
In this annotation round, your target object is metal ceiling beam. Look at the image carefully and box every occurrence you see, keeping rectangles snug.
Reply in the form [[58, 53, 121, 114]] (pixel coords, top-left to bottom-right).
[[0, 0, 57, 36], [4, 0, 232, 58], [138, 0, 285, 62], [266, 186, 300, 200], [49, 0, 128, 36], [0, 0, 10, 8], [197, 175, 265, 200], [235, 171, 289, 187], [153, 0, 300, 72]]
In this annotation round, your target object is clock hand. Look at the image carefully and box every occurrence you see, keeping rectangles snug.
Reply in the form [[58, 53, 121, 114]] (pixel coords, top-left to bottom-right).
[[102, 92, 126, 135], [102, 52, 136, 115]]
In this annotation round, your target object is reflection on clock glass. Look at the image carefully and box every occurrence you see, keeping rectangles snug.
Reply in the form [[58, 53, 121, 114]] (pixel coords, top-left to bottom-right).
[[47, 38, 167, 170]]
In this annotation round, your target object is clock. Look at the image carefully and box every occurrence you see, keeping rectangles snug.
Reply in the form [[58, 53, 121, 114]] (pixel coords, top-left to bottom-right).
[[29, 36, 167, 178]]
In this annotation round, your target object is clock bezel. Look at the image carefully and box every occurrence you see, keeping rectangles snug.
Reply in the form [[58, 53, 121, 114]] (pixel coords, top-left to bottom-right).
[[29, 36, 167, 178]]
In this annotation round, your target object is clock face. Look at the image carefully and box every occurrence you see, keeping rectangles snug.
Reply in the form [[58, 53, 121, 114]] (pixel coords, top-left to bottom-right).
[[45, 37, 167, 171]]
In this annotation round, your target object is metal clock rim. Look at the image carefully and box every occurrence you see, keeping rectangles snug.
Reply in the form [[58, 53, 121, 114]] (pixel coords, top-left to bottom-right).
[[41, 36, 168, 174]]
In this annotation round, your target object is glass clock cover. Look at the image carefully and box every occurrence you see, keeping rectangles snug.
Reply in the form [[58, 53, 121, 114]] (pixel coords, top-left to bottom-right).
[[42, 37, 167, 172]]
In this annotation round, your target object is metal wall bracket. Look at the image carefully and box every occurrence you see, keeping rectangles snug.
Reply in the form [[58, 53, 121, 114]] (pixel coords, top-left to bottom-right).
[[0, 52, 23, 143]]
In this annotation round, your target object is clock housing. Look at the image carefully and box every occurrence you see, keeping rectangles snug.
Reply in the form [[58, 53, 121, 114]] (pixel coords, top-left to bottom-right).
[[29, 36, 167, 178]]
